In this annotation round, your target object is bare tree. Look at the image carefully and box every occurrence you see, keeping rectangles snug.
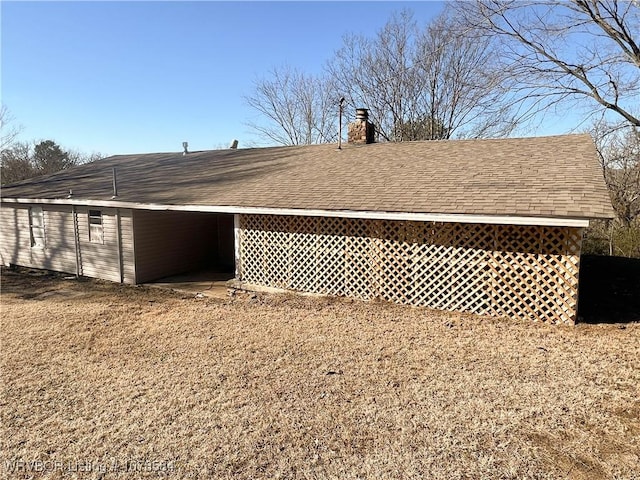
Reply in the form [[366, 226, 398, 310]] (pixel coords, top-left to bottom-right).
[[592, 123, 640, 226], [245, 66, 337, 145], [327, 10, 516, 142], [245, 10, 516, 146], [327, 11, 418, 142], [0, 141, 34, 184], [68, 149, 103, 165], [414, 11, 517, 139], [1, 139, 102, 185], [453, 0, 640, 127], [0, 105, 23, 151]]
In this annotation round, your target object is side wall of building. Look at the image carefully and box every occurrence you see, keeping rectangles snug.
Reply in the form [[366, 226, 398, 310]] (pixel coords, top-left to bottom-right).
[[75, 206, 135, 283], [236, 214, 583, 324], [0, 203, 135, 284], [132, 210, 233, 283], [0, 204, 77, 274]]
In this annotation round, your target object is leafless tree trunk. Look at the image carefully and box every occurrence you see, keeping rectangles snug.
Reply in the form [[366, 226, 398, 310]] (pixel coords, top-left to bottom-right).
[[327, 11, 417, 142], [327, 10, 517, 142], [246, 10, 517, 146], [245, 67, 337, 146], [415, 11, 518, 139], [592, 123, 640, 226], [453, 0, 640, 128]]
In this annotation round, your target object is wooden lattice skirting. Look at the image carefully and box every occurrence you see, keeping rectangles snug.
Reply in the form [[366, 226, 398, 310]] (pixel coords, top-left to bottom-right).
[[237, 214, 583, 324]]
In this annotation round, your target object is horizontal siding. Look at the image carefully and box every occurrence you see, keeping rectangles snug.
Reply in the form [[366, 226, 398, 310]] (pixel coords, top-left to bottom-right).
[[1, 204, 135, 284], [133, 211, 228, 283], [0, 204, 76, 274], [217, 214, 235, 270], [119, 210, 135, 284], [1, 205, 34, 268], [75, 207, 135, 284]]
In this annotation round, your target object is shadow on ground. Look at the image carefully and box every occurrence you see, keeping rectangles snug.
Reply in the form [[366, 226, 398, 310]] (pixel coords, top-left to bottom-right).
[[578, 255, 640, 324]]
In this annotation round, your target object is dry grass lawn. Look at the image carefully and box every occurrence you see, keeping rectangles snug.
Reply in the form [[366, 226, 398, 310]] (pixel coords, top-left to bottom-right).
[[1, 268, 639, 479]]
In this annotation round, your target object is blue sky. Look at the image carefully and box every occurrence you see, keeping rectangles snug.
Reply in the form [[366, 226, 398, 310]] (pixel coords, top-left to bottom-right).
[[2, 1, 446, 155], [2, 1, 593, 157]]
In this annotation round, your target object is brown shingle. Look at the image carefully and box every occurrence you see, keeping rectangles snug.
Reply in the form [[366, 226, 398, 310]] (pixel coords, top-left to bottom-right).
[[1, 134, 614, 220]]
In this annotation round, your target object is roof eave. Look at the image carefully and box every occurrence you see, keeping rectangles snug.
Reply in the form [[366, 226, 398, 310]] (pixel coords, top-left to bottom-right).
[[1, 197, 594, 227]]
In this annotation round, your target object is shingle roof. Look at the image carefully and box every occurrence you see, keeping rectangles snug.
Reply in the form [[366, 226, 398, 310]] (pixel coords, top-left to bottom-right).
[[1, 134, 614, 220]]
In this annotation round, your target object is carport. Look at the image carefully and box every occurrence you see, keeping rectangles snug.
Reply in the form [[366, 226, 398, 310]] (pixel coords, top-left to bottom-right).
[[132, 210, 235, 284]]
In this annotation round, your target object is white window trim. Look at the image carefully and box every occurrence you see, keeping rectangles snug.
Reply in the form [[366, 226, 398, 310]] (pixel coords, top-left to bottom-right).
[[29, 206, 45, 248], [88, 209, 104, 244]]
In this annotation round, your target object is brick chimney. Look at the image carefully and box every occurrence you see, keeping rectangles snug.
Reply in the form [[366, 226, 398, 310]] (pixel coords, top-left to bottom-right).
[[348, 108, 375, 144]]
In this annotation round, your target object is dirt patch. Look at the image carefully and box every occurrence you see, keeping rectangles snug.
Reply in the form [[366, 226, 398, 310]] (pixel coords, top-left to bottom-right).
[[1, 268, 639, 479]]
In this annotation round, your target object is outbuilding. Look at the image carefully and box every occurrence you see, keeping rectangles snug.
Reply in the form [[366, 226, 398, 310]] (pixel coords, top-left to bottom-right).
[[0, 117, 613, 324]]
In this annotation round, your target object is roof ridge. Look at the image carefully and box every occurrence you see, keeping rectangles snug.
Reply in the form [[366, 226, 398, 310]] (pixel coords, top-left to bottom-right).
[[101, 133, 592, 158]]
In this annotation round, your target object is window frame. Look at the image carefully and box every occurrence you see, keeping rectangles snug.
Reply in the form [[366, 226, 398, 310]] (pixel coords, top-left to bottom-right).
[[29, 206, 46, 248], [88, 209, 104, 244]]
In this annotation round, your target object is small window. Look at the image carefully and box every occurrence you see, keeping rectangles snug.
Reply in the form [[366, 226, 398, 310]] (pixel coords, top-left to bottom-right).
[[89, 210, 104, 244], [29, 206, 45, 248]]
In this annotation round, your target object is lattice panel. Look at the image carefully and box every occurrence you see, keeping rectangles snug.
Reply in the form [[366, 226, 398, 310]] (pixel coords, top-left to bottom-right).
[[238, 215, 583, 324]]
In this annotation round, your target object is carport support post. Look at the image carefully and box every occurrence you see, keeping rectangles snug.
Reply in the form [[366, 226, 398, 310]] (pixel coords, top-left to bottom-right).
[[115, 208, 124, 283], [234, 214, 241, 279], [72, 205, 80, 279]]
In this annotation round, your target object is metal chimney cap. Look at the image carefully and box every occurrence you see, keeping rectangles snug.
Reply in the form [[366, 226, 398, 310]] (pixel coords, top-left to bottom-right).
[[355, 108, 369, 120], [229, 139, 239, 149], [182, 141, 189, 155]]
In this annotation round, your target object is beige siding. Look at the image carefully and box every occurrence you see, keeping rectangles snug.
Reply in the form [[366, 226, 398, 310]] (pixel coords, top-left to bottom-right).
[[1, 205, 32, 268], [0, 204, 135, 284], [216, 214, 235, 270], [1, 204, 76, 274], [119, 210, 136, 284], [75, 206, 135, 283], [133, 211, 230, 283]]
